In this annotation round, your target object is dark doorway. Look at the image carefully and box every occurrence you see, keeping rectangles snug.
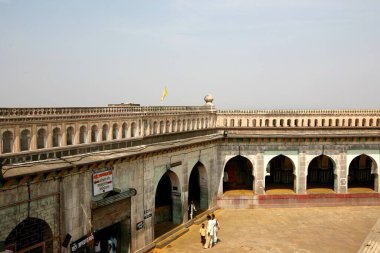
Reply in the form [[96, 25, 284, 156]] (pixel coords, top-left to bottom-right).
[[188, 165, 200, 207], [348, 154, 376, 191], [307, 155, 335, 192], [223, 155, 253, 192], [188, 162, 208, 218], [154, 171, 181, 238], [265, 155, 294, 192]]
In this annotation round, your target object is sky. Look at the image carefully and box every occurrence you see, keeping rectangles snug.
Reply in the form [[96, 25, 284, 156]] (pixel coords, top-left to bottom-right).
[[0, 0, 379, 109]]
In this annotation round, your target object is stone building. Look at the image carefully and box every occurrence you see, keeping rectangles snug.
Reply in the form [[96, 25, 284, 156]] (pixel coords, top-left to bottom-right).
[[1, 95, 380, 252]]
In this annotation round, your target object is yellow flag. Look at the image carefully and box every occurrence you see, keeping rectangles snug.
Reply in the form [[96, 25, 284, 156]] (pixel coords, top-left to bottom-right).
[[160, 86, 168, 101]]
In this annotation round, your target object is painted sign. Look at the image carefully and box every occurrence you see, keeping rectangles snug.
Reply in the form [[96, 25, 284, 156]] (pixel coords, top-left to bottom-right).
[[70, 233, 94, 253], [136, 220, 144, 230], [144, 208, 152, 219], [93, 170, 113, 196]]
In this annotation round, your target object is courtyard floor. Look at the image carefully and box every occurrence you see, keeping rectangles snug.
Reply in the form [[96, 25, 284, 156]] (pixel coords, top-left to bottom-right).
[[150, 206, 380, 253]]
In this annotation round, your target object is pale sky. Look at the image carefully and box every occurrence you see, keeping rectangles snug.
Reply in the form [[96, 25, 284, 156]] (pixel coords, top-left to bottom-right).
[[0, 0, 379, 109]]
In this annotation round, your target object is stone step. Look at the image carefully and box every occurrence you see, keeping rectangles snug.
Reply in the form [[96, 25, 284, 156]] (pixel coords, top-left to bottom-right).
[[155, 227, 189, 249]]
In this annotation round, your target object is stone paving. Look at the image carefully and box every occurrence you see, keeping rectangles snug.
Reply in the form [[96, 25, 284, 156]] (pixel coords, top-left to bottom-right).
[[150, 206, 380, 253]]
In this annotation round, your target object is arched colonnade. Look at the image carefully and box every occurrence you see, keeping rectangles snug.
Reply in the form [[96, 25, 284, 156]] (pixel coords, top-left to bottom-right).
[[220, 151, 379, 195]]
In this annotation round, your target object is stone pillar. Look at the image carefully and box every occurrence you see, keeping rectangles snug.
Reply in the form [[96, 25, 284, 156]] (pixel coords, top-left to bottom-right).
[[297, 152, 307, 194], [108, 122, 113, 141], [47, 124, 52, 148], [14, 126, 20, 152], [172, 195, 182, 225], [87, 124, 91, 143], [118, 121, 123, 140], [255, 153, 265, 195], [29, 124, 37, 151], [335, 152, 348, 193], [61, 123, 67, 146], [75, 123, 80, 144]]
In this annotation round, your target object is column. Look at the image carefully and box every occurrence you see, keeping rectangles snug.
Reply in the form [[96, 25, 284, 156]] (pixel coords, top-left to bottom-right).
[[14, 126, 20, 152], [254, 153, 265, 195], [47, 124, 52, 148], [297, 152, 307, 194], [61, 123, 67, 146], [30, 124, 37, 150]]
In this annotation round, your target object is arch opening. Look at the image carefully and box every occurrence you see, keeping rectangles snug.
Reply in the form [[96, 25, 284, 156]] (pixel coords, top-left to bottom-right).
[[348, 154, 377, 192], [5, 217, 53, 253], [307, 155, 335, 193], [154, 171, 182, 238], [265, 155, 294, 194], [188, 162, 208, 219], [223, 155, 253, 194]]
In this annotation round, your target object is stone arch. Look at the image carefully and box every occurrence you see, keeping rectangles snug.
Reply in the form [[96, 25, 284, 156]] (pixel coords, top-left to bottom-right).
[[188, 161, 208, 212], [122, 122, 128, 138], [159, 121, 164, 134], [166, 120, 170, 133], [112, 123, 118, 140], [172, 120, 176, 132], [37, 128, 47, 149], [154, 170, 182, 238], [79, 125, 87, 144], [20, 129, 31, 151], [2, 130, 13, 153], [223, 155, 254, 192], [348, 154, 378, 192], [5, 217, 53, 253], [307, 154, 335, 192], [52, 127, 61, 147], [130, 122, 137, 137], [66, 126, 75, 145], [152, 121, 158, 134], [265, 155, 295, 192], [91, 125, 98, 142], [102, 124, 109, 141]]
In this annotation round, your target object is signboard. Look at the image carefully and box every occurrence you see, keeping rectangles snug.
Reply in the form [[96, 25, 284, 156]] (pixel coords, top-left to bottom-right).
[[136, 220, 144, 231], [93, 170, 113, 196], [144, 208, 152, 219], [70, 233, 94, 253]]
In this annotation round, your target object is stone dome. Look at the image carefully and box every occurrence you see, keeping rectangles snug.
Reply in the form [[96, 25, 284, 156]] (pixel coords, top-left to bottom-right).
[[204, 95, 214, 106]]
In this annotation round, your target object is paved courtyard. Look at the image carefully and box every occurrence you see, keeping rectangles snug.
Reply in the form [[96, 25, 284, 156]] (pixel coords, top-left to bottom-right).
[[151, 206, 380, 253]]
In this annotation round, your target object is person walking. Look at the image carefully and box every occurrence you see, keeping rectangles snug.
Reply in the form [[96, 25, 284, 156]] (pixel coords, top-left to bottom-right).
[[189, 200, 197, 219], [199, 223, 206, 247], [204, 215, 215, 248], [212, 214, 220, 245]]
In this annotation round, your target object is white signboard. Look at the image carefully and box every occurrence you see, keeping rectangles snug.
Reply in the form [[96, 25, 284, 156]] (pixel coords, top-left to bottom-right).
[[93, 170, 113, 196]]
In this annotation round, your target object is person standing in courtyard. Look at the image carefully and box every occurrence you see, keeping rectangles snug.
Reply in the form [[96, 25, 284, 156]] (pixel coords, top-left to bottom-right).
[[199, 223, 206, 247], [189, 200, 197, 219], [205, 214, 215, 248], [212, 214, 220, 245]]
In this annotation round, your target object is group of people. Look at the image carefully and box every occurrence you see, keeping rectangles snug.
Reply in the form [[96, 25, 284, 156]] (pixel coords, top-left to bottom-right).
[[199, 214, 220, 249]]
